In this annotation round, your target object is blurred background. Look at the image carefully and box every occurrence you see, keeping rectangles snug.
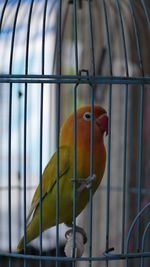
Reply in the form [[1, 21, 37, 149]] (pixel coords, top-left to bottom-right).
[[0, 0, 150, 266]]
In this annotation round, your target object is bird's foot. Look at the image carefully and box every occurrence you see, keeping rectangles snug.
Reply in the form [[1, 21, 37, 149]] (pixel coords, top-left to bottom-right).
[[70, 174, 96, 192]]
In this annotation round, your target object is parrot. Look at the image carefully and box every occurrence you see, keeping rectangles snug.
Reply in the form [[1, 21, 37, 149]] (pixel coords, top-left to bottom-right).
[[17, 104, 108, 252]]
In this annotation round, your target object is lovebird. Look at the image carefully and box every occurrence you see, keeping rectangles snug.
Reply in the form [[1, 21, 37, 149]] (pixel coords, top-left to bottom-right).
[[17, 105, 108, 252]]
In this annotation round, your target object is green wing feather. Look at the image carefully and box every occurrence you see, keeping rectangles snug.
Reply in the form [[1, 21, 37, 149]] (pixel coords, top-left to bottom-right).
[[26, 145, 70, 223]]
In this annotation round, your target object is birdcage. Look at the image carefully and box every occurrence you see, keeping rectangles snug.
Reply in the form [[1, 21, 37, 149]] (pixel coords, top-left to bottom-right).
[[0, 0, 150, 267]]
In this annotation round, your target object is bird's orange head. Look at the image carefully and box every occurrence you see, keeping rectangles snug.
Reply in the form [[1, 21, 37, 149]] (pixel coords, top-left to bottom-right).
[[60, 105, 108, 149]]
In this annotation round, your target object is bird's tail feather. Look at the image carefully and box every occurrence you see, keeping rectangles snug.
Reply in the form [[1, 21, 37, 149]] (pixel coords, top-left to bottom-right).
[[17, 215, 40, 252], [17, 236, 24, 252]]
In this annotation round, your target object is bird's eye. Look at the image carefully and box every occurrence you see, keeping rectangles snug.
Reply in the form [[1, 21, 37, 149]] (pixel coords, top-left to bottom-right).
[[83, 112, 91, 121]]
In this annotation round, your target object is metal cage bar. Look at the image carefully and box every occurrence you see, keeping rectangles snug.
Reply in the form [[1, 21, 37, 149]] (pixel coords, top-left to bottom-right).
[[87, 1, 96, 266], [128, 1, 145, 260], [102, 4, 112, 265], [72, 0, 78, 264], [55, 1, 62, 267], [115, 0, 129, 255]]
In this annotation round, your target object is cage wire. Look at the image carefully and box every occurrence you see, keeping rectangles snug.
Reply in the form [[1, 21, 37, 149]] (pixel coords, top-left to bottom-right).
[[0, 0, 150, 267]]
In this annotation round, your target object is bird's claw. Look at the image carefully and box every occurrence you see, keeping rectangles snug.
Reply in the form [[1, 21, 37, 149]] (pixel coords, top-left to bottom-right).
[[70, 174, 96, 192]]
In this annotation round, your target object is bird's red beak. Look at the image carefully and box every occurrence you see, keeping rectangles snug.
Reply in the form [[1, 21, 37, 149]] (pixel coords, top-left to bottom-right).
[[96, 113, 108, 136]]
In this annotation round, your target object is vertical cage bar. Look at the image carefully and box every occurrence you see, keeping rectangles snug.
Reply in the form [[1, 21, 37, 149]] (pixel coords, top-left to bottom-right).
[[73, 82, 77, 262], [102, 0, 112, 75], [39, 84, 43, 266], [116, 0, 129, 74], [8, 82, 12, 267], [88, 86, 94, 267], [72, 0, 78, 263], [141, 0, 150, 30], [24, 2, 34, 266], [39, 1, 48, 266], [87, 1, 96, 266], [121, 85, 128, 254], [0, 0, 8, 31], [73, 0, 78, 73], [0, 81, 4, 247], [140, 221, 150, 267], [55, 80, 60, 267], [23, 84, 27, 266], [88, 0, 96, 76], [102, 3, 112, 266], [129, 0, 144, 254], [17, 89, 22, 241], [52, 1, 59, 74], [105, 90, 112, 267], [129, 1, 144, 76], [136, 85, 144, 249], [116, 0, 129, 254], [56, 0, 62, 265], [8, 1, 21, 266]]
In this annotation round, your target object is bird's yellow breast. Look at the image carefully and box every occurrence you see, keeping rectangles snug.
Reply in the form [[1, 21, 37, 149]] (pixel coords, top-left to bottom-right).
[[57, 143, 106, 225]]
